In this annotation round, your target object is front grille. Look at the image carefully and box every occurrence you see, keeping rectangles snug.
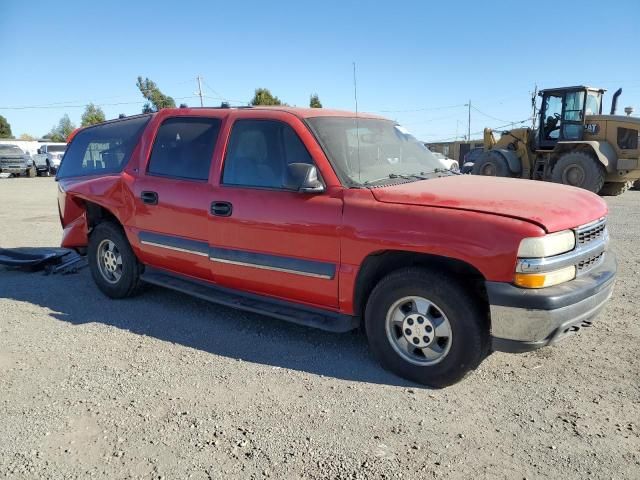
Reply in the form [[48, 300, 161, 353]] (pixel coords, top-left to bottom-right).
[[577, 251, 604, 273], [576, 219, 606, 245]]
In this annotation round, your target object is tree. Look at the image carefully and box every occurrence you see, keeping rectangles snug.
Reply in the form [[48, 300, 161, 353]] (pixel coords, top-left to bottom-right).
[[309, 93, 322, 108], [250, 88, 283, 106], [81, 103, 106, 126], [45, 114, 76, 142], [136, 76, 176, 113], [19, 133, 36, 141], [0, 115, 12, 138]]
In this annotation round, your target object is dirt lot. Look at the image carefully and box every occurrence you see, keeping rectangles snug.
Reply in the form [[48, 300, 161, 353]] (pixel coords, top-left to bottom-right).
[[0, 177, 638, 479]]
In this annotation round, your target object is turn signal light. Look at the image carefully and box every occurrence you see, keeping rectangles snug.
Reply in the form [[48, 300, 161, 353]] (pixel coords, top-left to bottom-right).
[[514, 266, 576, 289]]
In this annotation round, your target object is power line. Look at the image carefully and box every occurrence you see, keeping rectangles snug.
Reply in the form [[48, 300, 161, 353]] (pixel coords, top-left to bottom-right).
[[0, 96, 199, 111], [375, 103, 467, 113], [470, 105, 513, 124]]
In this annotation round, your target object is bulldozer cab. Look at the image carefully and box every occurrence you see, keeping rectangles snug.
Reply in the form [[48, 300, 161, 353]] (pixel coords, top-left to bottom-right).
[[538, 86, 605, 149]]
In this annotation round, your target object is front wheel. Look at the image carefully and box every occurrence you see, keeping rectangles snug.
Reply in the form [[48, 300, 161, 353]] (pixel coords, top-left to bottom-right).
[[471, 152, 510, 177], [364, 267, 489, 388], [88, 222, 143, 298]]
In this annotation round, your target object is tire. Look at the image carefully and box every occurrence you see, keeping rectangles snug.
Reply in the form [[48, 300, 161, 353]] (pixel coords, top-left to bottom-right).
[[88, 221, 143, 299], [471, 152, 510, 177], [551, 151, 605, 193], [599, 181, 632, 196], [633, 180, 640, 190], [364, 267, 490, 388]]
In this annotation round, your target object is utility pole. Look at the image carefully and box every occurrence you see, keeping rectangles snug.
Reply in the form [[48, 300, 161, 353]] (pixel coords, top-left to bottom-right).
[[196, 76, 204, 107], [530, 83, 538, 129], [467, 100, 471, 141]]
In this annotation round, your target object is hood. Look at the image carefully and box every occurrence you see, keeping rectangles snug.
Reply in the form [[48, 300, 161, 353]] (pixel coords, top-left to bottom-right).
[[369, 175, 608, 233]]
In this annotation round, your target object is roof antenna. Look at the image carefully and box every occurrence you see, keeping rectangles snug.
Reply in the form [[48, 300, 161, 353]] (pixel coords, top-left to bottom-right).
[[353, 62, 361, 183]]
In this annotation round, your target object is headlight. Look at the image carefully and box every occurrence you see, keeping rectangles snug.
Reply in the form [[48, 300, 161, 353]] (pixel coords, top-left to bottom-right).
[[517, 230, 575, 258], [514, 265, 576, 288]]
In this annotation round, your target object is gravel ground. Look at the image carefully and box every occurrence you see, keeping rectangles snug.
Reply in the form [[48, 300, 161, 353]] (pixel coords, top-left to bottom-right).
[[0, 177, 638, 479]]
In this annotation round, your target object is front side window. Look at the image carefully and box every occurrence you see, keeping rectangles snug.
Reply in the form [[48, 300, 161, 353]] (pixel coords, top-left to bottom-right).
[[57, 116, 150, 179], [147, 117, 221, 181], [542, 94, 563, 140], [307, 117, 441, 186], [222, 120, 313, 189]]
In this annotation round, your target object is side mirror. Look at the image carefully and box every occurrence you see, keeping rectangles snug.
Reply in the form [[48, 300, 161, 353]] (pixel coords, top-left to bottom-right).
[[285, 163, 325, 193]]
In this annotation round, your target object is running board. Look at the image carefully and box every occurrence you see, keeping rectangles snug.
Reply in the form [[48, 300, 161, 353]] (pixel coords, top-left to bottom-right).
[[141, 267, 358, 333]]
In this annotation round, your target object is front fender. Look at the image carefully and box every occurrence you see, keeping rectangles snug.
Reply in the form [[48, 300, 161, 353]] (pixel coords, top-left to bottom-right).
[[556, 141, 617, 172]]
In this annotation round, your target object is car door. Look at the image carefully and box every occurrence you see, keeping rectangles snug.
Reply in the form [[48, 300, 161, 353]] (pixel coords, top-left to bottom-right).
[[133, 115, 222, 281], [209, 114, 343, 309]]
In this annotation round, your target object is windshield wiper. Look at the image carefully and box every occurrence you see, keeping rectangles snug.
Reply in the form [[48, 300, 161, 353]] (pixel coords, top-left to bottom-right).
[[362, 173, 427, 185], [421, 168, 461, 176]]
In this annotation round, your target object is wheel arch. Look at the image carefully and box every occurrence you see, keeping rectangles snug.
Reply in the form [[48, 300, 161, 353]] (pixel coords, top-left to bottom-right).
[[353, 250, 489, 321], [84, 200, 122, 231]]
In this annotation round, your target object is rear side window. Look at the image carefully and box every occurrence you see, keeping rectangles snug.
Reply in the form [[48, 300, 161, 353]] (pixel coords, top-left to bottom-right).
[[617, 128, 639, 150], [147, 117, 221, 181], [57, 116, 150, 179]]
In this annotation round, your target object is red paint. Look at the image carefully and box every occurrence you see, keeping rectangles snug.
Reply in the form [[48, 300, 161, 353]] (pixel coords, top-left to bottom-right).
[[58, 107, 608, 316]]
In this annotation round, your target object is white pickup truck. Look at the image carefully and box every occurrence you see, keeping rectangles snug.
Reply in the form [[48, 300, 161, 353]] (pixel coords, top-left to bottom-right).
[[33, 143, 67, 176]]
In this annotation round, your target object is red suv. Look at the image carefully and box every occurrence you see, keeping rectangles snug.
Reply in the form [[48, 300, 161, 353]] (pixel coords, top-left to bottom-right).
[[56, 107, 615, 387]]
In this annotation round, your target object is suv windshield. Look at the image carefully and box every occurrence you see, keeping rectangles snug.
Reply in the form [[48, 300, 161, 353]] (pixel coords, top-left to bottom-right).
[[48, 145, 66, 152], [307, 117, 442, 186], [0, 145, 23, 155]]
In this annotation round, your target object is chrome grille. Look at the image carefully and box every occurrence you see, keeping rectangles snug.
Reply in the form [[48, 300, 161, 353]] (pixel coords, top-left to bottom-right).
[[576, 251, 604, 273], [576, 219, 606, 246]]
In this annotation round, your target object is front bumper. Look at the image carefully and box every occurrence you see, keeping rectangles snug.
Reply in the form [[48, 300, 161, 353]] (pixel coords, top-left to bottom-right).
[[0, 166, 29, 174], [488, 253, 616, 353]]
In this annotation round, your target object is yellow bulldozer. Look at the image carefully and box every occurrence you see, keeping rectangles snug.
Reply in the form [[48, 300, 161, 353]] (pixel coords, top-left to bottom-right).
[[472, 86, 640, 195]]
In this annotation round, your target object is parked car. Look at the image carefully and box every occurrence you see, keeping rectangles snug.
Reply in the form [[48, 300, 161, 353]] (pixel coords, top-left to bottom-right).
[[0, 144, 35, 177], [430, 151, 459, 171], [462, 147, 484, 174], [36, 143, 67, 175], [56, 107, 616, 387]]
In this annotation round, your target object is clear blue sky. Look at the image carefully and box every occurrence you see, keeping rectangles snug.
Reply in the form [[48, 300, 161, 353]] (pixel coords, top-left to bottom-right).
[[1, 0, 639, 141]]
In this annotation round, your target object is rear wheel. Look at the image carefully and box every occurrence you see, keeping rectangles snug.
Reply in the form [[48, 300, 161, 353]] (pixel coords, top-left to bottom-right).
[[599, 181, 632, 196], [364, 267, 489, 388], [88, 221, 143, 298], [551, 151, 605, 193], [471, 152, 510, 177]]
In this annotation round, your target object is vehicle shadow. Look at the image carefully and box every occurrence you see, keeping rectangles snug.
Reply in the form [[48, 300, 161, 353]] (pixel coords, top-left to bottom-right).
[[0, 264, 413, 388]]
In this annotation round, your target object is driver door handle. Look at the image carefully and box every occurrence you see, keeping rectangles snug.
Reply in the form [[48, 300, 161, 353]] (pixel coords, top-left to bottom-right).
[[211, 201, 232, 217]]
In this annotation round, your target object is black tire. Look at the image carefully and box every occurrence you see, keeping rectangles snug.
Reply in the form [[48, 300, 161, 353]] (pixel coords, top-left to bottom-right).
[[633, 180, 640, 190], [551, 151, 605, 193], [599, 181, 632, 196], [88, 221, 143, 299], [471, 152, 510, 177], [364, 267, 490, 388]]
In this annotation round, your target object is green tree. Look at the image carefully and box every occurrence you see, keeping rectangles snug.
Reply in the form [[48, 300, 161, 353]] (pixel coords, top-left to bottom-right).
[[0, 115, 12, 138], [250, 88, 283, 106], [136, 76, 176, 113], [19, 133, 36, 141], [81, 103, 106, 126], [309, 93, 322, 108], [46, 114, 76, 142]]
